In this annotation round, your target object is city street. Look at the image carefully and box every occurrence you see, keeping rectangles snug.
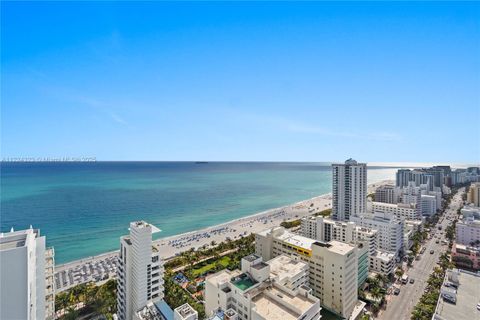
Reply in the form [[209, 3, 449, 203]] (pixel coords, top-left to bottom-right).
[[377, 188, 465, 320]]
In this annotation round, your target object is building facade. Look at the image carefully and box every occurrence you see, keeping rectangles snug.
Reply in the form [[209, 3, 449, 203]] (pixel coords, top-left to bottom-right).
[[420, 195, 437, 216], [369, 251, 395, 276], [467, 182, 480, 207], [370, 201, 420, 221], [332, 158, 367, 221], [117, 221, 164, 320], [350, 212, 404, 258], [301, 216, 377, 256], [0, 227, 55, 320], [451, 244, 480, 271], [255, 227, 358, 318], [456, 217, 480, 247], [461, 205, 480, 220], [374, 185, 399, 204]]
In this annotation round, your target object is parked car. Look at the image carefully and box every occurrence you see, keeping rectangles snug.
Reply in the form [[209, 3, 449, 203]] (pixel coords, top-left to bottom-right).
[[430, 250, 435, 254], [410, 278, 415, 284], [394, 287, 401, 295]]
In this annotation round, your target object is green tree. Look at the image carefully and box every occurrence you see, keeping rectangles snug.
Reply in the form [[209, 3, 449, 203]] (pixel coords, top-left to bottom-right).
[[64, 306, 79, 320]]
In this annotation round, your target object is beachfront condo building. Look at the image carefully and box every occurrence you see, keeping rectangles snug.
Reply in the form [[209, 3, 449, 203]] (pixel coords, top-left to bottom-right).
[[350, 212, 404, 258], [205, 254, 321, 320], [255, 227, 358, 318], [395, 169, 431, 188], [0, 227, 55, 320], [332, 158, 367, 221], [117, 221, 164, 320], [395, 167, 450, 190]]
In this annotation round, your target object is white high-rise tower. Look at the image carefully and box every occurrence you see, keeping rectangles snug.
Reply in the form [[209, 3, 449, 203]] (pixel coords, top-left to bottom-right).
[[116, 221, 164, 320], [0, 227, 55, 320], [332, 158, 367, 221]]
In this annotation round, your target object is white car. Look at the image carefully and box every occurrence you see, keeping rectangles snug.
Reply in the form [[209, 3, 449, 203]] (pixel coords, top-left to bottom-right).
[[477, 302, 480, 311]]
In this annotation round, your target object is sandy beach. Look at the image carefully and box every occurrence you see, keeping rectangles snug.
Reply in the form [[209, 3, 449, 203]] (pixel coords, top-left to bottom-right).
[[54, 179, 393, 291]]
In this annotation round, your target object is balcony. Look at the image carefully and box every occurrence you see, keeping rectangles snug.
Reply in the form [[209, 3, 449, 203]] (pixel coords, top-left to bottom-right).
[[45, 248, 54, 258]]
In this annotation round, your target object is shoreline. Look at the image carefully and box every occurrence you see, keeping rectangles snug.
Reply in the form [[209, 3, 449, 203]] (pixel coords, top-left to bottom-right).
[[54, 179, 393, 291]]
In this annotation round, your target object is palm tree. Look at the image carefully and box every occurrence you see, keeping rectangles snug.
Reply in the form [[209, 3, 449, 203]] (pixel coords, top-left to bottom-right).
[[94, 279, 117, 316], [64, 306, 79, 320], [371, 287, 382, 302], [411, 306, 424, 319], [395, 268, 404, 278], [367, 277, 379, 290], [56, 293, 69, 316], [375, 273, 388, 287], [84, 282, 98, 307]]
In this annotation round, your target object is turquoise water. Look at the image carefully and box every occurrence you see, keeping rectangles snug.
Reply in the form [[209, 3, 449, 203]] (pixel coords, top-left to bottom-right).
[[0, 162, 397, 264]]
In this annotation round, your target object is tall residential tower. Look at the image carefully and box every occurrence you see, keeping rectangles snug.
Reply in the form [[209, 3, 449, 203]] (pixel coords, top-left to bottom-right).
[[0, 227, 55, 320], [332, 158, 367, 221], [116, 221, 164, 320]]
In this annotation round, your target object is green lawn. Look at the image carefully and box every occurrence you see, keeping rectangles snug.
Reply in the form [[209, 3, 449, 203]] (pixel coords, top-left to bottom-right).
[[191, 256, 231, 277]]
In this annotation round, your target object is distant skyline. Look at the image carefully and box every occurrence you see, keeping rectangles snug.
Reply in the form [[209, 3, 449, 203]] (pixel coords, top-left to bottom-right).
[[2, 2, 479, 163]]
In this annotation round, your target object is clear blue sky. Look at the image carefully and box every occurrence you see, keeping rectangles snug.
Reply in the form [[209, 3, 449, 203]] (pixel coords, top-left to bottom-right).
[[2, 1, 479, 163]]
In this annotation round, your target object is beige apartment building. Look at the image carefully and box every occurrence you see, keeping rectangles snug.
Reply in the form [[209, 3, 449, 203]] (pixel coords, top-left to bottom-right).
[[255, 227, 358, 318]]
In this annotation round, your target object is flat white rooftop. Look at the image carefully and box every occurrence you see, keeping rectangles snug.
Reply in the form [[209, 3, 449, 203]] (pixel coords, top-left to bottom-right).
[[434, 270, 480, 320], [206, 269, 242, 287], [0, 228, 39, 251], [326, 240, 356, 255], [372, 250, 395, 262], [267, 255, 307, 281], [174, 303, 198, 319], [277, 232, 317, 250], [252, 286, 316, 320]]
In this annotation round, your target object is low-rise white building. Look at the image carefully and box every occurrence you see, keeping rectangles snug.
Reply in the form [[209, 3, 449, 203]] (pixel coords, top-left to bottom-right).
[[403, 229, 414, 251], [174, 303, 199, 320], [421, 194, 438, 216], [461, 205, 480, 220], [0, 227, 55, 320], [205, 254, 321, 320], [369, 251, 395, 276], [404, 220, 423, 234], [255, 227, 358, 318], [456, 217, 480, 246]]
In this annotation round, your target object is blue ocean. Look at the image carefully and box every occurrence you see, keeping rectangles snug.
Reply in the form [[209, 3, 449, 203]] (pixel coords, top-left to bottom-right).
[[1, 162, 397, 264]]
